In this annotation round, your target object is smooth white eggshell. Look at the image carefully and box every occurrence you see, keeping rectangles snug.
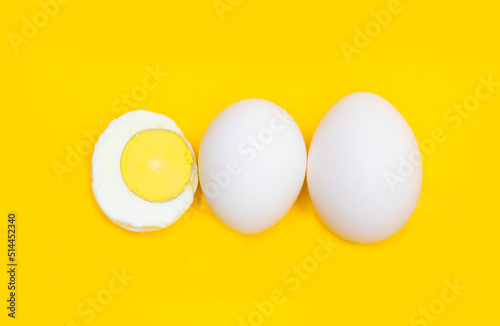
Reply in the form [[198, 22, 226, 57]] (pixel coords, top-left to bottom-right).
[[307, 92, 422, 243], [199, 99, 307, 234]]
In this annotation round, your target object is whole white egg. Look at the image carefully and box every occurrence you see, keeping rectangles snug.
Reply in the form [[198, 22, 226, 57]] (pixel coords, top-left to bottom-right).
[[307, 92, 422, 243], [199, 99, 307, 234]]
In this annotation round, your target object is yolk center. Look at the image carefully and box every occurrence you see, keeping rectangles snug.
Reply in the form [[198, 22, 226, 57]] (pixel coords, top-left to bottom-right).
[[120, 129, 193, 203]]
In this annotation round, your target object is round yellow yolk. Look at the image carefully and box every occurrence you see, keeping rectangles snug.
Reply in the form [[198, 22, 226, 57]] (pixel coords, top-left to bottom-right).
[[120, 129, 193, 203]]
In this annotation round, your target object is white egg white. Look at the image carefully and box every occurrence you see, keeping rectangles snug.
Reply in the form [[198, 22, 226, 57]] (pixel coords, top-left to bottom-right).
[[91, 110, 198, 232]]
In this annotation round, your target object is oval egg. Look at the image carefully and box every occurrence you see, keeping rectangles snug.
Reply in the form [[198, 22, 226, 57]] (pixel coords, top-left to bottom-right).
[[199, 99, 307, 234], [307, 92, 422, 243]]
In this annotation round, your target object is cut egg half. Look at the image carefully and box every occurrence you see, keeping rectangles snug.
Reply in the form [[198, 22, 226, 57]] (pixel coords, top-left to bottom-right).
[[91, 110, 198, 232]]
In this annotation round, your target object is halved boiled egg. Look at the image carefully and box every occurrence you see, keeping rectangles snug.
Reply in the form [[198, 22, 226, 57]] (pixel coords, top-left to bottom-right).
[[91, 110, 198, 232]]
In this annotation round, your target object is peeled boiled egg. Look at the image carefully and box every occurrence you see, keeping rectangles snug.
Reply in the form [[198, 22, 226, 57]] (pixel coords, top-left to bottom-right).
[[91, 110, 198, 232], [198, 99, 307, 234], [307, 92, 422, 243]]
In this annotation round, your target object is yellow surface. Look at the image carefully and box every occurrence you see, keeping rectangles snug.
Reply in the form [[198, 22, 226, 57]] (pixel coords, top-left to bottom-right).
[[120, 129, 193, 203], [1, 0, 499, 325]]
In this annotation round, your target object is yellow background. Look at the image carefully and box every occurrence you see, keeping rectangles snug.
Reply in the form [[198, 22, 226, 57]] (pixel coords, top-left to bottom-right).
[[1, 0, 499, 325]]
